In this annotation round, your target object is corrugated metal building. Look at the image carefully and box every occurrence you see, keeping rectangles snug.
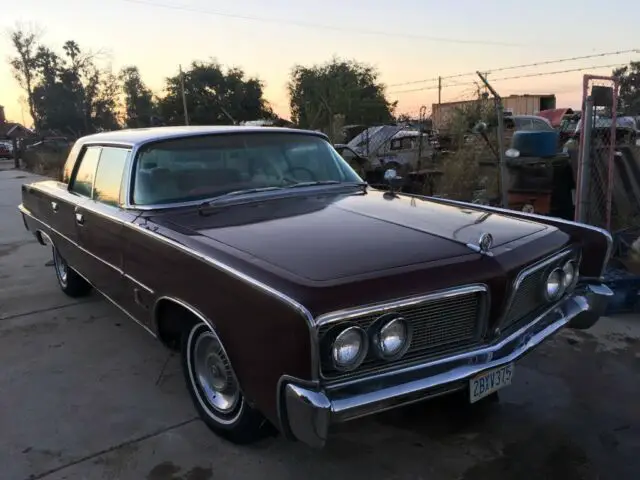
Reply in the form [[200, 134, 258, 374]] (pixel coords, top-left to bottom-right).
[[432, 94, 556, 130]]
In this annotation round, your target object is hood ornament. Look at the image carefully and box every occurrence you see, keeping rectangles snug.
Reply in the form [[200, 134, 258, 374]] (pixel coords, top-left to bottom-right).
[[467, 232, 494, 256]]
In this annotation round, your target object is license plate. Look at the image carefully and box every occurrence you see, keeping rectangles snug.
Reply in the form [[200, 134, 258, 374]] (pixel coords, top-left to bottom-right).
[[469, 363, 514, 403]]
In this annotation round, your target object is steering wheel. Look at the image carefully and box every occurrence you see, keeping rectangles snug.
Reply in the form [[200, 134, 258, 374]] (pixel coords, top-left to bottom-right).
[[285, 166, 317, 182]]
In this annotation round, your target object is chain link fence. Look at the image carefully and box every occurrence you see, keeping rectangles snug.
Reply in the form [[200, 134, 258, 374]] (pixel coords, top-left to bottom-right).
[[574, 75, 620, 231]]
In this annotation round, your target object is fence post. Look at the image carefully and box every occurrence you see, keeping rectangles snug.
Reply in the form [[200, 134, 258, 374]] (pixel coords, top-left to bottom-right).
[[12, 137, 19, 169], [577, 96, 594, 224], [475, 71, 508, 208]]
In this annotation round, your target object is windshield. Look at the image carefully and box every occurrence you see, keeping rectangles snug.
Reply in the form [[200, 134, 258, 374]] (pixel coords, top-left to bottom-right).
[[131, 132, 363, 205]]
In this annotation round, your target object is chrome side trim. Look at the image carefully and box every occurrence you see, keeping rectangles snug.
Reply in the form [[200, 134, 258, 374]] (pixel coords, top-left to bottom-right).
[[24, 209, 117, 273], [495, 247, 575, 334], [131, 221, 319, 380], [315, 284, 488, 328], [20, 200, 319, 380], [23, 213, 156, 339], [25, 204, 155, 296], [425, 196, 613, 278], [73, 268, 157, 338], [124, 273, 155, 294]]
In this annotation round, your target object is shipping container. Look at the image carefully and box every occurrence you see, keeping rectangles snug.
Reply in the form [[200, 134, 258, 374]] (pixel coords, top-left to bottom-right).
[[432, 94, 556, 130]]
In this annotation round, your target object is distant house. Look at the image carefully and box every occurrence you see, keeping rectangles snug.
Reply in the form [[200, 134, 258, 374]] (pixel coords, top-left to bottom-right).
[[0, 105, 33, 139]]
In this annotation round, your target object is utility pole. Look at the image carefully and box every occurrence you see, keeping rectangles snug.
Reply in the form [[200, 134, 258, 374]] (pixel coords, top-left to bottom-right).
[[437, 76, 442, 105], [179, 64, 189, 126]]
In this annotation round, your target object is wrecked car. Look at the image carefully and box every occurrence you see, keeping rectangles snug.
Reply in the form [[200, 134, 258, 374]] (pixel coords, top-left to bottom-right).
[[19, 126, 613, 448]]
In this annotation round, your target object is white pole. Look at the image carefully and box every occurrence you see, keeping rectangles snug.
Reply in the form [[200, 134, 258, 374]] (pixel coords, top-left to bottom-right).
[[180, 65, 189, 126]]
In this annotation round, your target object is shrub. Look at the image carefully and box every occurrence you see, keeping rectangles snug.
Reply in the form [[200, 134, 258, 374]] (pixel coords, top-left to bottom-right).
[[22, 148, 69, 180]]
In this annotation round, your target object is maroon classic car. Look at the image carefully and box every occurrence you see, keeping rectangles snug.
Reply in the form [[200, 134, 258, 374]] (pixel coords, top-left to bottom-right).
[[18, 126, 613, 448]]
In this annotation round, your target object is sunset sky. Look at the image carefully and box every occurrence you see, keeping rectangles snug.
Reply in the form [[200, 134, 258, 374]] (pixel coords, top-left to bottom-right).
[[1, 0, 638, 126]]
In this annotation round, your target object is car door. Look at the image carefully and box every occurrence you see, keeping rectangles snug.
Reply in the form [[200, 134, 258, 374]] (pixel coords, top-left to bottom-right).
[[73, 146, 135, 304], [54, 145, 103, 274]]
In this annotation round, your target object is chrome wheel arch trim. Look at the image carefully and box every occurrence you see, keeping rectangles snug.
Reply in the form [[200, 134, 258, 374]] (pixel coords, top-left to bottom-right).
[[152, 295, 216, 334], [153, 297, 249, 402], [35, 229, 53, 247], [134, 224, 320, 381]]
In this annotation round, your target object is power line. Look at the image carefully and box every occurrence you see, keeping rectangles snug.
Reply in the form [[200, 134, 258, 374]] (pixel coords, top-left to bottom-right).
[[119, 0, 528, 47], [490, 62, 627, 82], [389, 62, 628, 95], [387, 49, 638, 87]]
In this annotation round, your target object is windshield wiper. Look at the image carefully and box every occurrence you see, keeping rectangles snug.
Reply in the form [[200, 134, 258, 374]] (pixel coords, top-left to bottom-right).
[[285, 180, 367, 189], [198, 186, 283, 209], [198, 181, 367, 213]]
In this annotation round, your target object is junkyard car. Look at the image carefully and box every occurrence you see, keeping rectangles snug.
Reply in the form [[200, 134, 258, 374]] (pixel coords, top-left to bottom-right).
[[19, 126, 613, 448]]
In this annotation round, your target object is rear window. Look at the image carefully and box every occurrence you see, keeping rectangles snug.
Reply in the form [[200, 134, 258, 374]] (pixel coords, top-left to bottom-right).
[[131, 133, 361, 206]]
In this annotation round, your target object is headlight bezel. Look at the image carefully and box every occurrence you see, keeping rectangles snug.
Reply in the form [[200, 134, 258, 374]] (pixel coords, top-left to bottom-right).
[[370, 314, 413, 361], [325, 325, 369, 372], [543, 252, 581, 302], [561, 259, 578, 290], [544, 268, 564, 300]]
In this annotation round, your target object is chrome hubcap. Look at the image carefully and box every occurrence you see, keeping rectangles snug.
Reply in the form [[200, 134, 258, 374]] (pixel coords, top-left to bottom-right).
[[53, 248, 68, 284], [192, 331, 239, 413]]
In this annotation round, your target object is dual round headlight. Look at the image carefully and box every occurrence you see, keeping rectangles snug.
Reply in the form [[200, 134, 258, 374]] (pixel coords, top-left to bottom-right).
[[331, 326, 368, 371], [545, 259, 578, 300], [329, 316, 411, 371]]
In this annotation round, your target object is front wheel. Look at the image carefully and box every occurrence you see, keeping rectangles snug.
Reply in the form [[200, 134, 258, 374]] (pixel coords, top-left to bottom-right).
[[181, 322, 273, 444], [52, 246, 91, 297]]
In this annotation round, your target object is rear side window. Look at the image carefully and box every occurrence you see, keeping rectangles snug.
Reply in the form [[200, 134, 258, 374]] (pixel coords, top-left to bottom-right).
[[70, 146, 101, 197], [93, 147, 130, 206]]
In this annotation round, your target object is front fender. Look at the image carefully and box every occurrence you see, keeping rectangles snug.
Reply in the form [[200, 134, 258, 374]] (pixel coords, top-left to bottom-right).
[[427, 197, 613, 279]]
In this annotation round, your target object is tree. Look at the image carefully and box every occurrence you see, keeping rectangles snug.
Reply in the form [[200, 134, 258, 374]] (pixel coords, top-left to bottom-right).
[[613, 62, 640, 114], [158, 61, 273, 125], [120, 66, 156, 128], [288, 58, 396, 132], [9, 28, 41, 128], [9, 29, 121, 135]]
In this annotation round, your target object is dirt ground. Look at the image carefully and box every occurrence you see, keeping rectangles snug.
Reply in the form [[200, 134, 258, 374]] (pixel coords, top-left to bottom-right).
[[1, 165, 639, 480]]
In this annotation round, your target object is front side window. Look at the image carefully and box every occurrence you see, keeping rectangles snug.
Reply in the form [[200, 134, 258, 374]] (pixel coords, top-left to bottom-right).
[[93, 147, 130, 206], [70, 146, 101, 197], [131, 133, 363, 206]]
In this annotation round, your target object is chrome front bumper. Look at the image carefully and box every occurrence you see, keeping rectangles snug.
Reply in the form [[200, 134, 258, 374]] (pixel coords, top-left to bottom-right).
[[280, 283, 612, 448]]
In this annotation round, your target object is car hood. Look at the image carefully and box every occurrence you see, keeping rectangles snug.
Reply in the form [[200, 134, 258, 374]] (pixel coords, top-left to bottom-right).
[[156, 189, 552, 282]]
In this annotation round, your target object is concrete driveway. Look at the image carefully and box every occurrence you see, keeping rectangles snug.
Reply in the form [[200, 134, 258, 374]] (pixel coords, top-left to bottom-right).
[[1, 166, 639, 480]]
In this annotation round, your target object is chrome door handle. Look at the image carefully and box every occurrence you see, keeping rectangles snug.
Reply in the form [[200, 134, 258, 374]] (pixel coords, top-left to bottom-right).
[[75, 212, 84, 225], [51, 201, 58, 212]]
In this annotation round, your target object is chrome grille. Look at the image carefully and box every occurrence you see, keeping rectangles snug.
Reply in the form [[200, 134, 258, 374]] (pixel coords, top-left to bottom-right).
[[318, 287, 486, 381], [501, 249, 577, 333]]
